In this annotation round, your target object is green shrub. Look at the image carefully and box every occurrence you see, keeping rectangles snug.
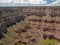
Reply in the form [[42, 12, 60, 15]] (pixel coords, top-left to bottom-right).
[[40, 39, 58, 45]]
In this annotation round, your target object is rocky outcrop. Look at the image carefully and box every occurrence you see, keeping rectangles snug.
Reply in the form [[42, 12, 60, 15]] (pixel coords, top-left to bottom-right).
[[0, 7, 60, 45]]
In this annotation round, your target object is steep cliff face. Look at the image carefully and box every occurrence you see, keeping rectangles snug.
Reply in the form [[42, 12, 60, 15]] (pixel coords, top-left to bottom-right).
[[0, 7, 60, 45]]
